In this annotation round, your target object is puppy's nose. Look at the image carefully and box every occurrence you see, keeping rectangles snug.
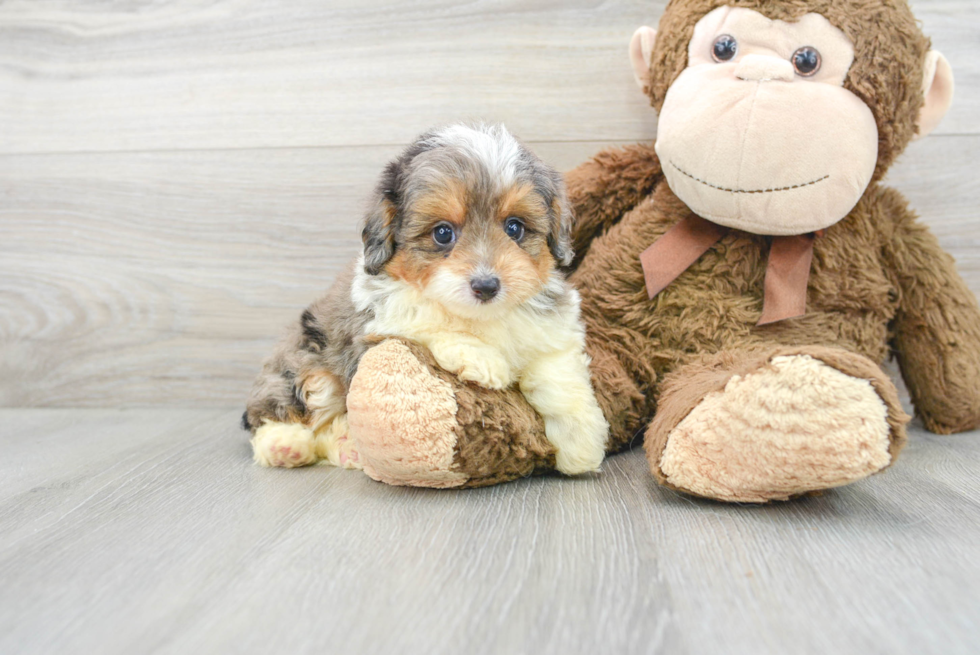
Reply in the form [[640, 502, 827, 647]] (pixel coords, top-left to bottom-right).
[[470, 276, 501, 301]]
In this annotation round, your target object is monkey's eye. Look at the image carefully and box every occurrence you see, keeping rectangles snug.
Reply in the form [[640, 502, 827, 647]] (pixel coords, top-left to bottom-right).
[[792, 46, 821, 76], [432, 223, 456, 246], [711, 35, 738, 62], [504, 217, 525, 241]]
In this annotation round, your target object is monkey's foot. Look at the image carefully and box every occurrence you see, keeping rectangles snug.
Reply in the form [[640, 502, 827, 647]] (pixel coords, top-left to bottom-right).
[[346, 338, 556, 488], [646, 348, 909, 503]]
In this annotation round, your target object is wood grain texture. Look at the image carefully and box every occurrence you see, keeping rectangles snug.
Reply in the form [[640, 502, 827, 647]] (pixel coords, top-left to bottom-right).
[[0, 0, 660, 154], [0, 408, 978, 655], [0, 0, 976, 156]]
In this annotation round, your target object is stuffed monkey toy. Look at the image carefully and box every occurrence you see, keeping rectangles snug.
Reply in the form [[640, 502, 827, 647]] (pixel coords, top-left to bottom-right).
[[272, 0, 980, 502]]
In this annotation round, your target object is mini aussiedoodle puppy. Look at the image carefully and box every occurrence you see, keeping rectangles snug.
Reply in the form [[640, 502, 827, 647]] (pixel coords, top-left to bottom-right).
[[243, 124, 609, 476]]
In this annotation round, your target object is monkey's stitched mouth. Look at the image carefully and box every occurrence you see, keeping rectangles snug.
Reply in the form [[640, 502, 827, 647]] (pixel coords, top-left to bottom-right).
[[670, 161, 830, 194]]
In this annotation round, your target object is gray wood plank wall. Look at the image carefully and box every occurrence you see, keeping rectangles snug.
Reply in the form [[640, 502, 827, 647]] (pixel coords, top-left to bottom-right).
[[1, 0, 978, 408]]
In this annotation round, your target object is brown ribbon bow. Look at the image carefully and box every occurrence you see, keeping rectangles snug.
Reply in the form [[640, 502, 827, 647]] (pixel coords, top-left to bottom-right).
[[639, 215, 821, 326]]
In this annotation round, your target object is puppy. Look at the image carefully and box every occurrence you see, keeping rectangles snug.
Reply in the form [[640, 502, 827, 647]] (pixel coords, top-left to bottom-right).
[[243, 124, 609, 475]]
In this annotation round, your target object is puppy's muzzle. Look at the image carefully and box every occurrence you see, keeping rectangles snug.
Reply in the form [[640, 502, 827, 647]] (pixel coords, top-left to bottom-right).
[[470, 276, 501, 302]]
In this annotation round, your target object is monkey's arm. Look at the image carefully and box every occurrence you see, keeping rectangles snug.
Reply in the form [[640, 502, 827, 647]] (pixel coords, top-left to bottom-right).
[[883, 188, 980, 434], [565, 143, 662, 269]]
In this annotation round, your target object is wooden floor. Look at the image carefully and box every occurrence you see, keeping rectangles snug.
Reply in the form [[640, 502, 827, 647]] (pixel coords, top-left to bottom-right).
[[2, 1, 980, 653], [1, 408, 979, 655]]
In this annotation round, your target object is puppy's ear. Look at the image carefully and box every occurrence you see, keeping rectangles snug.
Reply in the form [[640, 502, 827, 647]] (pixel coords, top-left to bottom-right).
[[547, 183, 574, 268], [361, 194, 398, 275], [362, 159, 405, 276]]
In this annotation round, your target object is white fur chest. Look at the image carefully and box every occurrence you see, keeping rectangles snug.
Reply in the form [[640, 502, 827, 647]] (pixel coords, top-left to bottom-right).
[[350, 262, 585, 373]]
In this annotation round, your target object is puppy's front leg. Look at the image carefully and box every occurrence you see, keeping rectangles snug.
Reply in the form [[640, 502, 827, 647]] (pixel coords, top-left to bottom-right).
[[520, 349, 609, 475], [426, 335, 513, 390]]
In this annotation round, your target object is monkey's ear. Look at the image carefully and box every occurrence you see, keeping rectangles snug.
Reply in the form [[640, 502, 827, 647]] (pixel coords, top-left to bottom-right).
[[914, 50, 955, 140], [548, 192, 574, 268], [361, 197, 397, 275], [629, 26, 658, 92]]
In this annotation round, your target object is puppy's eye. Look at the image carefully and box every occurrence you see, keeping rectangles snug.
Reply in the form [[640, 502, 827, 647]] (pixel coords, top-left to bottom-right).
[[792, 46, 821, 76], [712, 35, 737, 62], [504, 217, 525, 241], [432, 223, 456, 246]]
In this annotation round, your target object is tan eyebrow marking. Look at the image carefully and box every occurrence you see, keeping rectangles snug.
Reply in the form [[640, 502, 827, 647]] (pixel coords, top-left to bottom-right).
[[497, 183, 547, 221], [413, 179, 468, 223]]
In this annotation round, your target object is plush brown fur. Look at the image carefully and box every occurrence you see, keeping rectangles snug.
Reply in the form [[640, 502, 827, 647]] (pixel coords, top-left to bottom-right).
[[424, 342, 558, 488], [343, 0, 980, 500], [574, 0, 979, 447]]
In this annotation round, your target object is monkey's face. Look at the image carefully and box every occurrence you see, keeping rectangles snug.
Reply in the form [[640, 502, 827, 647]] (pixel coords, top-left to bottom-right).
[[653, 7, 878, 235]]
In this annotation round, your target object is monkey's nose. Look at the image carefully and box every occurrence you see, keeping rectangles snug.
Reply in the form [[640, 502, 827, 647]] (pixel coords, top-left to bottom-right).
[[735, 54, 795, 82], [470, 276, 501, 302]]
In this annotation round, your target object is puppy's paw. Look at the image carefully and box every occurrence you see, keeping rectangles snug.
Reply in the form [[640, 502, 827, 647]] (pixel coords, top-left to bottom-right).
[[315, 415, 363, 470], [431, 343, 512, 390], [554, 439, 605, 476], [252, 421, 318, 468], [457, 356, 513, 390], [546, 409, 609, 476]]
